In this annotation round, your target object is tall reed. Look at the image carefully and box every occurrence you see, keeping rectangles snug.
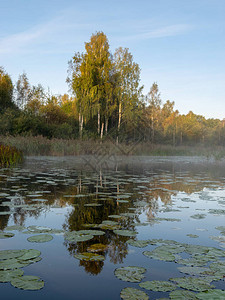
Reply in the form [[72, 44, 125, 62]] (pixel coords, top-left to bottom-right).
[[0, 143, 23, 167]]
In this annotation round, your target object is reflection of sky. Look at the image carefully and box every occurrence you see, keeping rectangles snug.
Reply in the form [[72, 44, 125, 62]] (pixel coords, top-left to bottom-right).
[[1, 157, 225, 299]]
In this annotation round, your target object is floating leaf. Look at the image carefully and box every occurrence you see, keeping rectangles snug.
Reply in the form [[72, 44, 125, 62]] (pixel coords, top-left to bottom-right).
[[27, 226, 52, 233], [74, 252, 104, 261], [190, 214, 206, 220], [0, 258, 30, 270], [77, 230, 105, 236], [10, 275, 44, 290], [64, 231, 94, 242], [0, 250, 26, 260], [169, 290, 198, 299], [178, 266, 211, 276], [143, 250, 176, 262], [18, 249, 41, 261], [27, 234, 53, 243], [0, 231, 14, 239], [196, 289, 225, 299], [139, 280, 176, 292], [187, 234, 199, 238], [5, 225, 25, 231], [114, 266, 146, 282], [170, 276, 214, 292], [120, 287, 149, 300], [127, 239, 149, 248], [113, 230, 137, 237], [0, 269, 24, 282]]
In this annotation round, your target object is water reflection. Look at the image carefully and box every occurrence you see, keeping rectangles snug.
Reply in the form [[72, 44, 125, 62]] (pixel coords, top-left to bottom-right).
[[0, 157, 225, 279]]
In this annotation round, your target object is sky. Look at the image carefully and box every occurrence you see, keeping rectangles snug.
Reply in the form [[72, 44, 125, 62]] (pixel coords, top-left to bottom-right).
[[0, 0, 224, 119]]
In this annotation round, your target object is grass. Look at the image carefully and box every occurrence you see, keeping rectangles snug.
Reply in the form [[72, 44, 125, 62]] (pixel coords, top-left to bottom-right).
[[0, 143, 23, 167], [0, 135, 224, 159]]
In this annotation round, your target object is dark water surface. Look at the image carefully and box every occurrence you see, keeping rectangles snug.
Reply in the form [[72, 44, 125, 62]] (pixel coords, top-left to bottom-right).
[[0, 156, 225, 299]]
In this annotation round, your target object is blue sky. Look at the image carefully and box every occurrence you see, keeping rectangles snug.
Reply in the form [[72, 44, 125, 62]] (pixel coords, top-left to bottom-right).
[[0, 0, 224, 119]]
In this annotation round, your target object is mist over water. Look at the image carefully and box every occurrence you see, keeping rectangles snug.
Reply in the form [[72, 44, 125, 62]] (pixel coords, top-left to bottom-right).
[[0, 156, 225, 299]]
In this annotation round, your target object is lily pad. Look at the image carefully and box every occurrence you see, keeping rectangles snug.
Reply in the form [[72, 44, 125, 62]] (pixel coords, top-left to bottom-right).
[[187, 234, 199, 238], [170, 276, 214, 292], [178, 266, 211, 276], [74, 252, 105, 261], [64, 231, 94, 242], [143, 250, 176, 262], [0, 269, 24, 282], [18, 249, 41, 261], [127, 239, 149, 248], [190, 214, 206, 220], [114, 266, 146, 282], [0, 231, 15, 239], [113, 230, 137, 237], [5, 225, 25, 231], [120, 287, 149, 300], [0, 249, 26, 260], [139, 280, 176, 292], [169, 290, 198, 299], [0, 258, 31, 270], [27, 226, 52, 233], [27, 234, 53, 243], [10, 275, 44, 290], [77, 230, 105, 236], [196, 289, 225, 299]]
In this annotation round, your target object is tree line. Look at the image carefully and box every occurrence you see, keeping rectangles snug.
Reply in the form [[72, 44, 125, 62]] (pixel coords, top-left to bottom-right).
[[0, 32, 224, 146]]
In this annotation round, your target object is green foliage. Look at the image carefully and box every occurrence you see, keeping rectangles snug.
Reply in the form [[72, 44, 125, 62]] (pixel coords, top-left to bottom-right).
[[0, 33, 224, 148]]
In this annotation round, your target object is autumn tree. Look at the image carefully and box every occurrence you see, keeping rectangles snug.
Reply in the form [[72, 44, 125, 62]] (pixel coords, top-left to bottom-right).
[[0, 67, 14, 111], [113, 47, 143, 142]]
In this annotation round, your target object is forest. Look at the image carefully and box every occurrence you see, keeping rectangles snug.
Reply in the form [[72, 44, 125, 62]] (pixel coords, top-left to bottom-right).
[[0, 32, 224, 147]]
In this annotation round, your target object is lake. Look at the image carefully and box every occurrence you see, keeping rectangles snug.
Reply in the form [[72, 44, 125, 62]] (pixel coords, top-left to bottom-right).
[[0, 156, 225, 299]]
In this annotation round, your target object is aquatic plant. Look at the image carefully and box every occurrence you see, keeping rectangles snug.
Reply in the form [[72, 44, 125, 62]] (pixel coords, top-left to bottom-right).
[[0, 143, 23, 167]]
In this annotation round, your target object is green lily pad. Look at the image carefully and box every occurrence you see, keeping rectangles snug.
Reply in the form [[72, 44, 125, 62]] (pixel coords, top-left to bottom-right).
[[187, 234, 199, 238], [18, 249, 41, 261], [0, 231, 15, 239], [196, 289, 225, 299], [120, 287, 149, 300], [10, 275, 44, 290], [143, 250, 176, 262], [139, 280, 176, 292], [108, 215, 122, 219], [27, 226, 52, 233], [102, 220, 118, 226], [190, 214, 206, 219], [169, 290, 198, 299], [5, 225, 25, 231], [0, 258, 30, 270], [77, 230, 105, 236], [64, 231, 94, 242], [208, 209, 225, 215], [0, 269, 24, 282], [113, 230, 137, 237], [170, 276, 214, 292], [0, 250, 26, 260], [27, 234, 53, 243], [127, 239, 149, 248], [178, 266, 211, 276], [74, 252, 105, 261], [114, 266, 146, 282]]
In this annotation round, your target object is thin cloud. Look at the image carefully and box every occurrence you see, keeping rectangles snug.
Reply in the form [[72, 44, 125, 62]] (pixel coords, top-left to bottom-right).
[[120, 24, 193, 41]]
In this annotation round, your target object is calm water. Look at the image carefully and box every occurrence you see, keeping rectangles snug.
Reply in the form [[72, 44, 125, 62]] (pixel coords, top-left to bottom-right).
[[0, 156, 225, 299]]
